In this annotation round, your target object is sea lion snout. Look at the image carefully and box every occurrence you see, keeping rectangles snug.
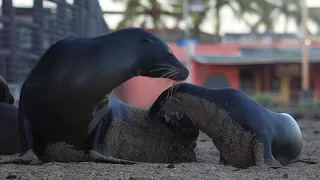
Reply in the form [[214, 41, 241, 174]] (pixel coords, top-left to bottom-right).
[[175, 67, 189, 81]]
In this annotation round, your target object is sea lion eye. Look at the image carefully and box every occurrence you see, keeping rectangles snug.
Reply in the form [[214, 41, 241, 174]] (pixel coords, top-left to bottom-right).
[[141, 37, 152, 43]]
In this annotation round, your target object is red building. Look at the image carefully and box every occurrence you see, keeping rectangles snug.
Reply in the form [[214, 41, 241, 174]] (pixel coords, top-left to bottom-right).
[[114, 41, 320, 108]]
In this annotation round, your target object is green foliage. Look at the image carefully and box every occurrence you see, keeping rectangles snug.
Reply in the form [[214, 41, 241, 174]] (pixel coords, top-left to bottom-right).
[[252, 93, 277, 107], [298, 99, 320, 108], [112, 0, 320, 40]]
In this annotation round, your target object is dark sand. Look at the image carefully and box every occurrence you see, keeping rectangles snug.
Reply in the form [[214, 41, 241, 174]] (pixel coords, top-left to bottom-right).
[[0, 119, 319, 180]]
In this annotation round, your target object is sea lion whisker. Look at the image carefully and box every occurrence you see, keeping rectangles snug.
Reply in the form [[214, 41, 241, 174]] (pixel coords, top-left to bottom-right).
[[154, 64, 176, 69], [173, 81, 181, 94], [161, 70, 175, 78], [166, 72, 179, 79], [166, 85, 171, 99], [168, 80, 176, 102], [150, 67, 172, 72], [166, 80, 175, 100]]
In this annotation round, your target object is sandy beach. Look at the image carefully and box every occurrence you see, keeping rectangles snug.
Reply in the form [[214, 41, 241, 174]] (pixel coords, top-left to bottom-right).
[[0, 118, 319, 180]]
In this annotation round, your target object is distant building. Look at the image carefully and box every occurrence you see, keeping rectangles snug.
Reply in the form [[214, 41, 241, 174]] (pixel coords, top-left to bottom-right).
[[222, 33, 300, 43], [116, 40, 320, 107], [0, 0, 109, 83], [190, 43, 320, 105]]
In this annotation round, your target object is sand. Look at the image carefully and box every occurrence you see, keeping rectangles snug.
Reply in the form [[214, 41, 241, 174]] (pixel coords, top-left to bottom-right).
[[0, 119, 319, 180]]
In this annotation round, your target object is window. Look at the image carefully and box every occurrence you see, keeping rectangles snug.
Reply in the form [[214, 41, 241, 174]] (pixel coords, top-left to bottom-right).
[[18, 27, 33, 49], [271, 77, 280, 92]]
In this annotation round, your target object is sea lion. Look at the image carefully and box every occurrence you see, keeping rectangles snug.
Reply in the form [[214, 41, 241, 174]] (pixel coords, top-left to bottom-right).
[[0, 103, 33, 156], [0, 76, 20, 155], [14, 28, 189, 165], [0, 76, 32, 160], [0, 76, 14, 104], [36, 96, 198, 163], [149, 83, 302, 168]]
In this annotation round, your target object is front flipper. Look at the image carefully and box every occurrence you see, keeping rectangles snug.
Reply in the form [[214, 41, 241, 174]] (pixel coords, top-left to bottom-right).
[[253, 136, 282, 168], [88, 150, 135, 164], [219, 156, 226, 165]]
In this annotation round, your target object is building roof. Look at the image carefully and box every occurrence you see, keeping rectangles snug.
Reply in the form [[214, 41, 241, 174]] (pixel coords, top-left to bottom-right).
[[193, 47, 320, 65], [168, 43, 239, 63], [167, 41, 320, 65]]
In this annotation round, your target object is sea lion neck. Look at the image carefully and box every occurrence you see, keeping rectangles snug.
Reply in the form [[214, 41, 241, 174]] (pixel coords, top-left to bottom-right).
[[160, 93, 215, 123]]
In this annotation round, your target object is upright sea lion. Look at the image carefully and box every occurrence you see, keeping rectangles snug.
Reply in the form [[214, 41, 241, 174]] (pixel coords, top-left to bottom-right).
[[149, 83, 303, 168], [14, 28, 189, 164], [0, 76, 14, 104], [36, 96, 198, 163]]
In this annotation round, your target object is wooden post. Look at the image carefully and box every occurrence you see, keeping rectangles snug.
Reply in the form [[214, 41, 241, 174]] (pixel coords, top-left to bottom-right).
[[300, 0, 310, 100]]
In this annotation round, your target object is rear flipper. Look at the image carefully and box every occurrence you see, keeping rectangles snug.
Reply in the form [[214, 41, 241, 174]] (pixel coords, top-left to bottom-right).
[[0, 149, 43, 165]]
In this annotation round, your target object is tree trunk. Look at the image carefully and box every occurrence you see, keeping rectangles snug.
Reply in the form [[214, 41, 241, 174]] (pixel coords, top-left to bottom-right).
[[193, 12, 205, 39], [284, 14, 289, 33], [214, 1, 222, 42]]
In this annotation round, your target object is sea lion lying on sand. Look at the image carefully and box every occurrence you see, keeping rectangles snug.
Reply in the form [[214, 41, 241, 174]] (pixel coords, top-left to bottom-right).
[[149, 83, 303, 168]]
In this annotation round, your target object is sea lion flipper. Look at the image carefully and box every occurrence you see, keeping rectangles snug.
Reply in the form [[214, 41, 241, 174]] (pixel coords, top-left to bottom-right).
[[219, 156, 226, 165], [0, 149, 42, 165], [88, 150, 136, 165], [253, 136, 281, 167], [89, 95, 110, 135]]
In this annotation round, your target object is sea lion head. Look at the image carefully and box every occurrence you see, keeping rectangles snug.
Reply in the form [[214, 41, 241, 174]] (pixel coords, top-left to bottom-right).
[[271, 113, 302, 165], [135, 29, 189, 81], [0, 76, 14, 104]]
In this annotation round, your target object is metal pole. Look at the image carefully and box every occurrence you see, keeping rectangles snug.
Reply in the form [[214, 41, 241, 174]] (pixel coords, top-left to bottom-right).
[[183, 0, 192, 83], [300, 0, 310, 100]]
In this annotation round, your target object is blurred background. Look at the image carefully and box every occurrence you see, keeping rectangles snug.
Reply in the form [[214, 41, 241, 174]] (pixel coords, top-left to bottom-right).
[[1, 0, 320, 111]]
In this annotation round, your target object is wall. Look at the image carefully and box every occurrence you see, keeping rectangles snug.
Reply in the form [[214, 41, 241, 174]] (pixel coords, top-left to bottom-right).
[[312, 63, 320, 99], [114, 77, 177, 108], [191, 60, 240, 89]]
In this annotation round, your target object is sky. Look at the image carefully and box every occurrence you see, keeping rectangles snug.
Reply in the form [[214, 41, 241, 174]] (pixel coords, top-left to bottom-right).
[[99, 0, 320, 35], [4, 0, 320, 35]]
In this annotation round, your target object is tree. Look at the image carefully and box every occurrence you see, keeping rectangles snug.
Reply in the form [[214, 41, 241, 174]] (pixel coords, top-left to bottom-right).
[[112, 0, 178, 30], [275, 0, 320, 34], [168, 0, 211, 38]]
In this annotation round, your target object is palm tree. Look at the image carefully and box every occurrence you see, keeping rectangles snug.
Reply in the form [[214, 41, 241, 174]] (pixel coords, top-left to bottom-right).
[[251, 0, 320, 34], [168, 0, 211, 38], [212, 0, 275, 41], [276, 0, 320, 34], [229, 0, 280, 36], [112, 0, 178, 30]]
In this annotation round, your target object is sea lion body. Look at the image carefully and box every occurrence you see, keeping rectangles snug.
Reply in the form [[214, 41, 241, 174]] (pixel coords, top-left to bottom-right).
[[0, 76, 32, 156], [0, 103, 33, 155], [37, 97, 198, 163], [150, 83, 302, 168], [16, 28, 189, 164]]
